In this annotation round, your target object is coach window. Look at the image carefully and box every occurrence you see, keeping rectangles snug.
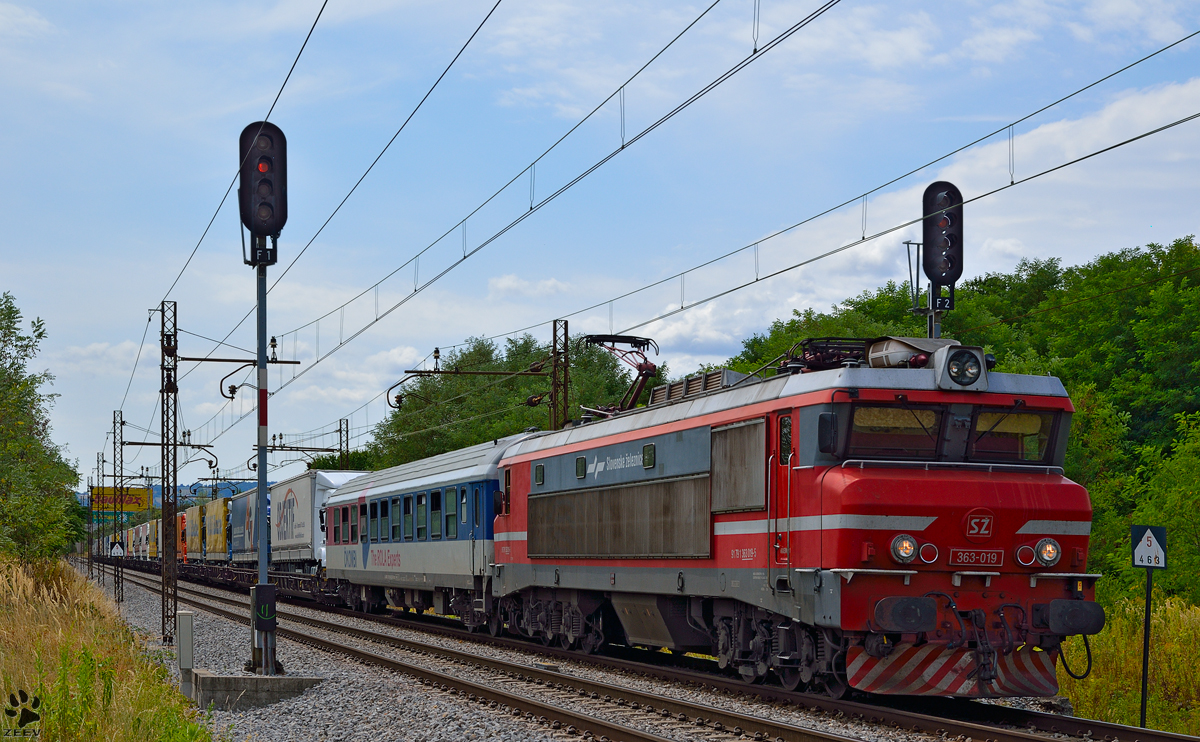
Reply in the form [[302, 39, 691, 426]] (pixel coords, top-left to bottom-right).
[[459, 487, 468, 525], [431, 490, 443, 539], [379, 499, 390, 543], [391, 498, 403, 541], [332, 509, 341, 544], [416, 494, 427, 540], [403, 496, 414, 540], [343, 506, 354, 543], [446, 490, 457, 540], [473, 487, 481, 528], [359, 504, 368, 545], [369, 501, 379, 542]]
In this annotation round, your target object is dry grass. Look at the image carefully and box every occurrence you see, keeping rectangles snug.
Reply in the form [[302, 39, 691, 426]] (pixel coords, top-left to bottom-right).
[[1059, 596, 1200, 735], [0, 558, 214, 741]]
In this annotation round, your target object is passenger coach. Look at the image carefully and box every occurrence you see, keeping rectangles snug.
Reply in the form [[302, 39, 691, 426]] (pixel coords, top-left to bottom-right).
[[323, 434, 535, 625]]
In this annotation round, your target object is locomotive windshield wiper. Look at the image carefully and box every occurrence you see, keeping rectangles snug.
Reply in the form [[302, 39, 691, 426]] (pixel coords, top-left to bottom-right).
[[973, 398, 1025, 445], [894, 394, 936, 442]]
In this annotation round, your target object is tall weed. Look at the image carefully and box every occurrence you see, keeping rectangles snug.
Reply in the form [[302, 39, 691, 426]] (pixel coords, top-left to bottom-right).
[[0, 558, 213, 741], [1059, 595, 1200, 735]]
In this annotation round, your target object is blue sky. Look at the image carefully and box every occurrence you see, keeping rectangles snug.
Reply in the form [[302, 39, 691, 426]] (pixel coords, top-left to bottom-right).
[[2, 0, 1199, 486]]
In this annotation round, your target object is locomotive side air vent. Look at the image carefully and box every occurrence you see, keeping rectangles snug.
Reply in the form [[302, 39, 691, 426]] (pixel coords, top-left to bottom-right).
[[648, 368, 749, 406]]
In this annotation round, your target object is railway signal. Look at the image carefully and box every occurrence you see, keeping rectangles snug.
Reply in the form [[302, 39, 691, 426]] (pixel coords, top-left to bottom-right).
[[921, 180, 963, 303], [238, 121, 287, 265], [238, 121, 285, 675]]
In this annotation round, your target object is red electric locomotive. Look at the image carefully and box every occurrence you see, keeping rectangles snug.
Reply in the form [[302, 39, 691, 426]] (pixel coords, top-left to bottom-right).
[[492, 336, 1104, 697]]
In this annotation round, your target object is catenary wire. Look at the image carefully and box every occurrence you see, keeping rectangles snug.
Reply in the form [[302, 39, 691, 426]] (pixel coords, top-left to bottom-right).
[[176, 22, 1200, 460], [230, 0, 842, 398], [175, 0, 511, 385], [111, 0, 330, 461], [421, 26, 1200, 356], [276, 0, 838, 342], [201, 107, 1200, 452], [179, 0, 730, 380]]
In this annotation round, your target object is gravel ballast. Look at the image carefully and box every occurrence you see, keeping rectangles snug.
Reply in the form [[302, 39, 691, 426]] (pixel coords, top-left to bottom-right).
[[103, 573, 558, 742]]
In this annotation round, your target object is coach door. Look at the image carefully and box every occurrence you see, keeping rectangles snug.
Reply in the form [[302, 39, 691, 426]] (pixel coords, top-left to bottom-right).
[[768, 409, 796, 588]]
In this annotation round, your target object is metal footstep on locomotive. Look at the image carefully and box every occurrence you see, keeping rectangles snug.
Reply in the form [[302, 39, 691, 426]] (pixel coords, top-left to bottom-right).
[[100, 565, 1199, 742]]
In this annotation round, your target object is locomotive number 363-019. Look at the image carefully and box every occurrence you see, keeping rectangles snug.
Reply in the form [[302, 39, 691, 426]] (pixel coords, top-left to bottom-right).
[[948, 548, 1004, 567]]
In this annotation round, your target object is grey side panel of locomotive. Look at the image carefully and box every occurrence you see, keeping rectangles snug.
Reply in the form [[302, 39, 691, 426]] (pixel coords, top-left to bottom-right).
[[494, 562, 841, 629]]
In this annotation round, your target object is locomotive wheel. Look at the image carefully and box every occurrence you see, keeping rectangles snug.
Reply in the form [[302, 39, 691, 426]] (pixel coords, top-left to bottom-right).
[[823, 675, 848, 699], [487, 612, 503, 637], [579, 629, 603, 655], [738, 666, 765, 684], [778, 667, 804, 692], [557, 634, 575, 650]]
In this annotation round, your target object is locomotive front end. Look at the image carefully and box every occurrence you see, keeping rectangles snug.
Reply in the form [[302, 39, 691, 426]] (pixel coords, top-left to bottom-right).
[[815, 340, 1105, 697]]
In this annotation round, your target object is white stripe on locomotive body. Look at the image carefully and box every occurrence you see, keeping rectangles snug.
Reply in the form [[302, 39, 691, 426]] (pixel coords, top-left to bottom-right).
[[494, 531, 527, 542], [500, 368, 1068, 460], [1014, 519, 1092, 535], [712, 514, 938, 536]]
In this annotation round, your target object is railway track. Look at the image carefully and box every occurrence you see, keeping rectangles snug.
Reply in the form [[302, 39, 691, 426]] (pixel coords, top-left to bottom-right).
[[99, 562, 1198, 742], [104, 566, 861, 742]]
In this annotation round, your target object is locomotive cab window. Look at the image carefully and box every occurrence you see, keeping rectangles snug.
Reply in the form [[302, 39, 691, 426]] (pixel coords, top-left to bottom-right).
[[534, 463, 544, 485], [969, 409, 1056, 463], [642, 444, 655, 469], [847, 405, 943, 460], [779, 416, 793, 464], [431, 490, 442, 539], [391, 498, 402, 541], [379, 499, 390, 542], [445, 489, 457, 539], [369, 501, 379, 542], [575, 457, 586, 479]]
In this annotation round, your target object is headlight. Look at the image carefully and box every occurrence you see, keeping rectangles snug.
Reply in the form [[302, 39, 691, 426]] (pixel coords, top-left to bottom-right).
[[947, 350, 982, 386], [891, 534, 917, 564], [1035, 538, 1061, 567]]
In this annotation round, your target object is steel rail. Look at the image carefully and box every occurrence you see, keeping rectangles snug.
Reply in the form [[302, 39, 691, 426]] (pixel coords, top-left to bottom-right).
[[109, 567, 867, 742], [109, 569, 676, 742], [100, 561, 1200, 742]]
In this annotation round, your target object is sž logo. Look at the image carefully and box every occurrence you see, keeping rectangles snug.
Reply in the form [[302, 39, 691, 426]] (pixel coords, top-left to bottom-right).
[[4, 689, 40, 736], [962, 507, 996, 544]]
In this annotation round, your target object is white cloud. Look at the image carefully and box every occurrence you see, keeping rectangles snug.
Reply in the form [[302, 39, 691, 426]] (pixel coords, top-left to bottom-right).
[[487, 273, 571, 298], [0, 3, 51, 38]]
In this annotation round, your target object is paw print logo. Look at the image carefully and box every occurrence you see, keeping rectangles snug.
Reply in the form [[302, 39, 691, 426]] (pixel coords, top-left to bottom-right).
[[4, 689, 40, 728]]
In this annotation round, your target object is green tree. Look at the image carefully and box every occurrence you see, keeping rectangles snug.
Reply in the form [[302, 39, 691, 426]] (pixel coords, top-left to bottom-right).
[[0, 292, 81, 561], [316, 334, 663, 471]]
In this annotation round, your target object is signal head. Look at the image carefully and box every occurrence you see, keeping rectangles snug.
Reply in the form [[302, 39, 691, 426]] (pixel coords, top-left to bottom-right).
[[238, 121, 287, 244], [921, 180, 963, 288]]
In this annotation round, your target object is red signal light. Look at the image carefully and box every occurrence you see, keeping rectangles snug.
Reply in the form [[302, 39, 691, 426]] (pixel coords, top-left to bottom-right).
[[257, 160, 270, 173]]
